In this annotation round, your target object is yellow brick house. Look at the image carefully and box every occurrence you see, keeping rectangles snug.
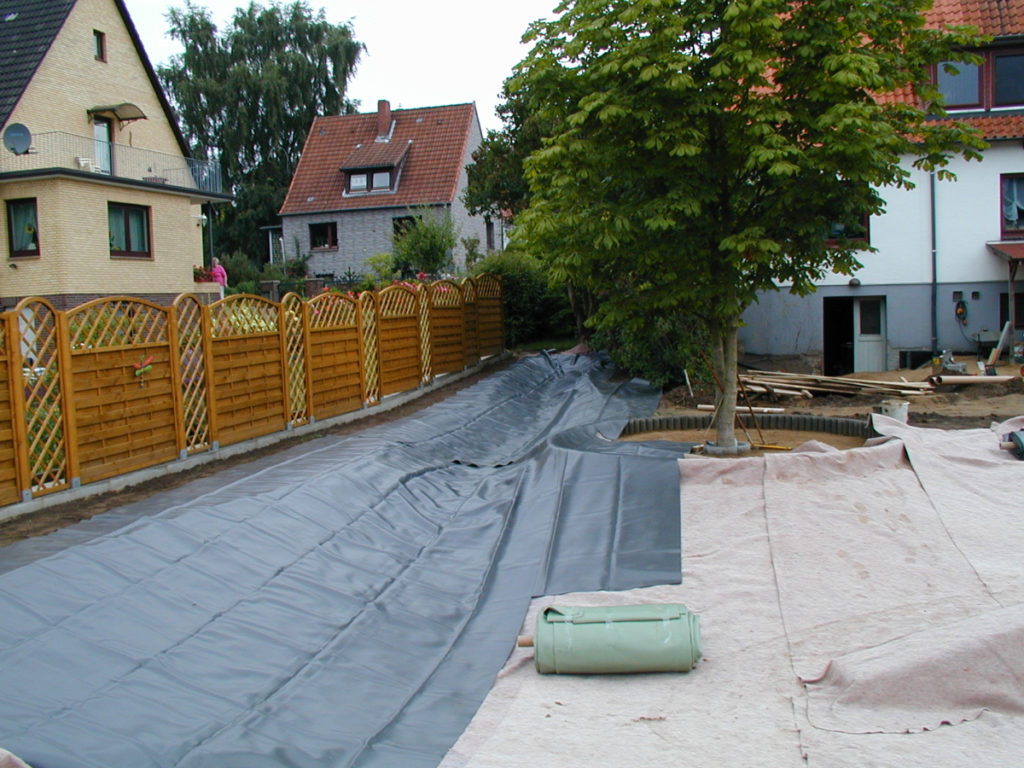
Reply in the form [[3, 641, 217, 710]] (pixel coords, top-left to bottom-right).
[[0, 0, 230, 309]]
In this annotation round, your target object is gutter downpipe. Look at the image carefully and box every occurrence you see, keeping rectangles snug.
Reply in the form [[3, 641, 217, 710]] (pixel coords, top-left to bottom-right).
[[930, 170, 938, 356]]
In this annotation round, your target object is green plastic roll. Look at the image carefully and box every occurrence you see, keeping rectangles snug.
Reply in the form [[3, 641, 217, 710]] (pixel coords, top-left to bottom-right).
[[533, 603, 701, 674]]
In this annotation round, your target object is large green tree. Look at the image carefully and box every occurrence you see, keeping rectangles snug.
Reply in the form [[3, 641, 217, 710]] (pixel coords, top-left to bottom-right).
[[464, 84, 544, 223], [158, 1, 363, 259], [514, 0, 985, 449]]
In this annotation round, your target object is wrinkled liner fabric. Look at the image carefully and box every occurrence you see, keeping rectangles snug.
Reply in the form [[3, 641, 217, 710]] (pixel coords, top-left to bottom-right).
[[0, 353, 685, 768]]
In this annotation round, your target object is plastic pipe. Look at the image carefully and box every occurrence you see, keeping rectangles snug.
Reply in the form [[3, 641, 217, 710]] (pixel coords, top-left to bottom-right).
[[526, 604, 701, 675], [928, 375, 1015, 385]]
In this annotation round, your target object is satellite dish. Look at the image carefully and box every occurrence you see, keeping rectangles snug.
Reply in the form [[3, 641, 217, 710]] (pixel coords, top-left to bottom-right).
[[3, 123, 32, 155]]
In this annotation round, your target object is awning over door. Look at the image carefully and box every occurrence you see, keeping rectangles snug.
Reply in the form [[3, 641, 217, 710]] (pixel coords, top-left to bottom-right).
[[87, 102, 147, 125]]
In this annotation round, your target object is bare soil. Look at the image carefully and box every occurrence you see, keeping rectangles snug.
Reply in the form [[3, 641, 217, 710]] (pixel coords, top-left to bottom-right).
[[644, 362, 1024, 452]]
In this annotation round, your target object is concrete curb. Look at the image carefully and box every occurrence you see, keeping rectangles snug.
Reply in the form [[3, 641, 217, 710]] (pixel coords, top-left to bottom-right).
[[622, 412, 873, 438]]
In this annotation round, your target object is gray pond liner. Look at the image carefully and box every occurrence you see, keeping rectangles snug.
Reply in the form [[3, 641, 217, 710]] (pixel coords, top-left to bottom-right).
[[0, 353, 686, 768]]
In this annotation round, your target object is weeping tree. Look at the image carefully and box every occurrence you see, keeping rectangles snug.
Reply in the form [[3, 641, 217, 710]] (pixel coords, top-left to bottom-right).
[[514, 0, 985, 449], [158, 1, 363, 258]]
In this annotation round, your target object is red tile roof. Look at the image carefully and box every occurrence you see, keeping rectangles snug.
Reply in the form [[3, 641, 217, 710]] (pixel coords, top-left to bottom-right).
[[876, 1, 1024, 140], [948, 112, 1024, 138], [926, 0, 1024, 36], [279, 102, 478, 216]]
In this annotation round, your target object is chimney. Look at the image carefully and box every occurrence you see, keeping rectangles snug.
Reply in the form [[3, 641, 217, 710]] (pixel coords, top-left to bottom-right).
[[376, 100, 392, 140]]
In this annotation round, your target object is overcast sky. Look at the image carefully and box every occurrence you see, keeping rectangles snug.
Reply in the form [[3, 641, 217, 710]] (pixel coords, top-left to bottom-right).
[[122, 0, 558, 134]]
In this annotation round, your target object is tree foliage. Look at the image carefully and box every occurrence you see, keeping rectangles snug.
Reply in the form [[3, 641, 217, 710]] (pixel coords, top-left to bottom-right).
[[391, 208, 458, 278], [514, 0, 985, 447], [463, 83, 545, 222], [158, 1, 363, 258]]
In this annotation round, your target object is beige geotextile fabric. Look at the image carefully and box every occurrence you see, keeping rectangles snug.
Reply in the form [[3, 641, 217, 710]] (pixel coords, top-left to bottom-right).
[[443, 417, 1024, 767]]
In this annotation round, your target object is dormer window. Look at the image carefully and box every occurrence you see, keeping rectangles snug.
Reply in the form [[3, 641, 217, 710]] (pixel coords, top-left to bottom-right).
[[937, 61, 980, 108], [935, 48, 1024, 110], [346, 168, 392, 194]]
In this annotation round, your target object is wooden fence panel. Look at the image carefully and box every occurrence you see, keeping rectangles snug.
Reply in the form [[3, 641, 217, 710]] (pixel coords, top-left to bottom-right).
[[174, 294, 212, 455], [359, 292, 381, 405], [282, 293, 311, 427], [66, 298, 177, 485], [0, 317, 21, 505], [475, 275, 504, 356], [377, 286, 422, 397], [0, 278, 502, 510], [308, 293, 363, 419], [210, 297, 287, 447], [14, 299, 70, 497], [428, 280, 465, 377], [460, 278, 480, 368]]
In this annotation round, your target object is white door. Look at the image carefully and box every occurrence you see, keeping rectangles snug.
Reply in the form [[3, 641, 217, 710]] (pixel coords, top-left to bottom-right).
[[853, 297, 886, 372]]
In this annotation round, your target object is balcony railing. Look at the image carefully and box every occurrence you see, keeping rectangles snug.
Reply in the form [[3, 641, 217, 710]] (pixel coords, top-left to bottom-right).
[[0, 130, 224, 195]]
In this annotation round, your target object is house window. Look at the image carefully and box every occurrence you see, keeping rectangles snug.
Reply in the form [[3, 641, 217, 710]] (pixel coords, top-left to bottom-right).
[[485, 219, 495, 250], [6, 198, 40, 257], [935, 50, 1024, 110], [393, 216, 416, 238], [94, 30, 106, 62], [108, 202, 151, 257], [936, 60, 981, 108], [372, 170, 391, 190], [994, 52, 1024, 106], [1003, 174, 1024, 239], [826, 215, 870, 246], [309, 221, 338, 249], [349, 173, 367, 192]]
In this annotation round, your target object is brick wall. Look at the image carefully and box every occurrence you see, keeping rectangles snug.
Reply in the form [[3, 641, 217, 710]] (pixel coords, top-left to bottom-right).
[[3, 177, 204, 298], [10, 0, 184, 157], [1, 0, 208, 306]]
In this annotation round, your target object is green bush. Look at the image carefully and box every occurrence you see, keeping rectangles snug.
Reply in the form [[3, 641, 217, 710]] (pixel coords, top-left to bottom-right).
[[471, 251, 573, 348], [392, 209, 457, 277], [589, 307, 710, 389]]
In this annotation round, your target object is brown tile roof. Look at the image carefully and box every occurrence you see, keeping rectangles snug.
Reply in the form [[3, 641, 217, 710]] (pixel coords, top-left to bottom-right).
[[947, 112, 1024, 138], [279, 102, 478, 216], [341, 140, 411, 171], [926, 0, 1024, 36], [874, 1, 1024, 140]]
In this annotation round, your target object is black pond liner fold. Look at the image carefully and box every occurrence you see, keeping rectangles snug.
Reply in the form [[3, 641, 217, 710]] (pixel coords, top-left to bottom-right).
[[0, 353, 685, 768]]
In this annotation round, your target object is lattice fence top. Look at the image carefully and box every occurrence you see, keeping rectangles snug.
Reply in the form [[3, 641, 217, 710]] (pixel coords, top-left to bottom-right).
[[66, 298, 169, 350], [475, 274, 502, 298], [308, 293, 358, 330], [211, 296, 280, 337], [378, 284, 419, 319], [460, 278, 478, 303], [429, 281, 463, 308]]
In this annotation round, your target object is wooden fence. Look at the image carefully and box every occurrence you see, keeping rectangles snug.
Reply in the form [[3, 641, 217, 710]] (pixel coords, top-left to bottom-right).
[[0, 275, 503, 506]]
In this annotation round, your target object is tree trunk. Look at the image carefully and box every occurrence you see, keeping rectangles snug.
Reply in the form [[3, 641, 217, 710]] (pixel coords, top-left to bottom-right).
[[566, 280, 595, 343], [711, 319, 739, 448]]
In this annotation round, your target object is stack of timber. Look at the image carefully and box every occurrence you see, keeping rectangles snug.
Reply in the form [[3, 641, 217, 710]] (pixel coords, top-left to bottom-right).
[[739, 370, 933, 399]]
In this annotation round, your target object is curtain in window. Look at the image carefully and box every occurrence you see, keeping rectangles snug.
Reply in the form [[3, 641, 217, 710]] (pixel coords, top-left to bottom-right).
[[108, 206, 126, 250], [1004, 177, 1024, 229], [127, 208, 148, 252], [10, 201, 39, 252]]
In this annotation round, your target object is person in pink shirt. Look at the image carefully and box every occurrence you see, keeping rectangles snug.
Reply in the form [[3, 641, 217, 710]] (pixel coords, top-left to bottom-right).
[[210, 257, 227, 298]]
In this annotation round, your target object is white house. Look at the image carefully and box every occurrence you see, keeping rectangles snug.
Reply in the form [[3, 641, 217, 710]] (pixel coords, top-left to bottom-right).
[[740, 0, 1024, 373]]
